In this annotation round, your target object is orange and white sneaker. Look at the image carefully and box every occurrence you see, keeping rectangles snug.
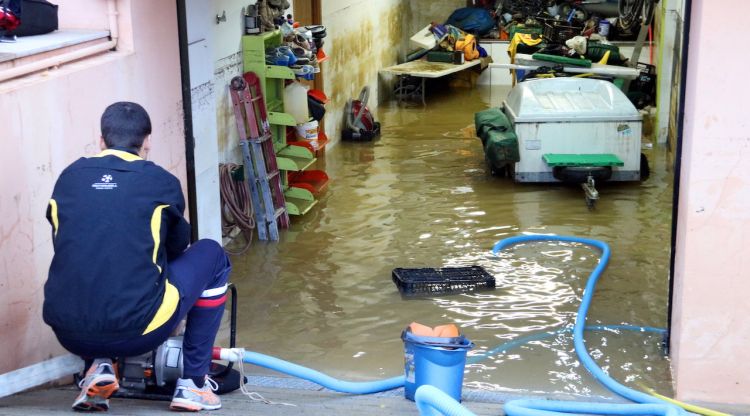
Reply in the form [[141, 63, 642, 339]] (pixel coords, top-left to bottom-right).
[[169, 376, 221, 411], [72, 359, 119, 411]]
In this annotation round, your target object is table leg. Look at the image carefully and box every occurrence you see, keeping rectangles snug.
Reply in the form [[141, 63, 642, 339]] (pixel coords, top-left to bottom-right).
[[421, 77, 426, 106]]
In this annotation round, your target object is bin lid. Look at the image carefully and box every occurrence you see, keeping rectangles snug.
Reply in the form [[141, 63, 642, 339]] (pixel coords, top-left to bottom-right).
[[503, 78, 641, 123]]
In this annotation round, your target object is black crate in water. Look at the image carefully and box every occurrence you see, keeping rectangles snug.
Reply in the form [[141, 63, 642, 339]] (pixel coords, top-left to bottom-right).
[[392, 266, 496, 296]]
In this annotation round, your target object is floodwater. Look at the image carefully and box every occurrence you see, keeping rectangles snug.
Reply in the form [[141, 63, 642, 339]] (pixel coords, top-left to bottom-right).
[[229, 82, 675, 399]]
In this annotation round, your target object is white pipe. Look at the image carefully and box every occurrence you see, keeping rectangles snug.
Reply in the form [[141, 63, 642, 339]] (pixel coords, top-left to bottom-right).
[[0, 0, 119, 83], [488, 63, 640, 79], [0, 354, 83, 398]]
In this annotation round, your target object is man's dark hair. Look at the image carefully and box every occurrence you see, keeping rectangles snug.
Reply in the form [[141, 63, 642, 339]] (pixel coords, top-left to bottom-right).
[[100, 102, 152, 150]]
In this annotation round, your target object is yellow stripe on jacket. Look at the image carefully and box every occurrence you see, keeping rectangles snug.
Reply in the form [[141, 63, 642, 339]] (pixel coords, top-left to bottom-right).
[[143, 203, 178, 334], [49, 199, 59, 237], [142, 280, 179, 335], [150, 205, 169, 273]]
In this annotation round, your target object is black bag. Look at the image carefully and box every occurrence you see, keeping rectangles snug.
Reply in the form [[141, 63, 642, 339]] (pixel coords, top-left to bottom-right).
[[8, 0, 57, 36]]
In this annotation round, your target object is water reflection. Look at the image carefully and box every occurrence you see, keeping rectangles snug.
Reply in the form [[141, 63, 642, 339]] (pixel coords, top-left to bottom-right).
[[231, 86, 674, 396]]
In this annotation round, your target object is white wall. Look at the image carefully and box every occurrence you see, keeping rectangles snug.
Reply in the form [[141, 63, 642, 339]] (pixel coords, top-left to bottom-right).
[[186, 0, 294, 241], [186, 0, 222, 243], [655, 0, 685, 145]]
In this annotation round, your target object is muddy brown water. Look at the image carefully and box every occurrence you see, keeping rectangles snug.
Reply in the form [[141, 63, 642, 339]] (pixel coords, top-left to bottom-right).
[[228, 84, 675, 399]]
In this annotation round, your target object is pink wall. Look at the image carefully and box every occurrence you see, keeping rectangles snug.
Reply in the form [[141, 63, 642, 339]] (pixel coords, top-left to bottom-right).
[[671, 0, 750, 405], [0, 0, 186, 373], [56, 0, 109, 31]]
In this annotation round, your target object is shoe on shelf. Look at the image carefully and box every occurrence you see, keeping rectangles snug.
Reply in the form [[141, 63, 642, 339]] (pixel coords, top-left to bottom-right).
[[290, 64, 314, 77], [265, 52, 290, 66], [170, 377, 221, 411], [276, 45, 297, 65], [71, 359, 119, 412]]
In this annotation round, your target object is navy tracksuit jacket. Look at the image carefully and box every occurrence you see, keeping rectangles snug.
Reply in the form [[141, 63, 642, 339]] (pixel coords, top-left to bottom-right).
[[43, 148, 191, 342]]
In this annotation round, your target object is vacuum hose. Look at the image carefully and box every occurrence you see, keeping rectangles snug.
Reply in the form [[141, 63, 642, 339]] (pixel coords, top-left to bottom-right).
[[213, 348, 404, 394], [414, 235, 685, 416]]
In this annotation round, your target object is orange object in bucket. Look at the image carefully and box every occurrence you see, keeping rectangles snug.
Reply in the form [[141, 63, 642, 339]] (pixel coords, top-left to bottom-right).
[[408, 322, 460, 338]]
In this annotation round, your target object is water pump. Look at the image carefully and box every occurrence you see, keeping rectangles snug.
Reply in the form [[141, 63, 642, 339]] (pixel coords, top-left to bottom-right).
[[77, 285, 243, 400]]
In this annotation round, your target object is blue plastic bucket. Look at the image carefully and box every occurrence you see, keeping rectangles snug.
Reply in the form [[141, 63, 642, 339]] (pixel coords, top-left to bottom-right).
[[402, 330, 474, 402]]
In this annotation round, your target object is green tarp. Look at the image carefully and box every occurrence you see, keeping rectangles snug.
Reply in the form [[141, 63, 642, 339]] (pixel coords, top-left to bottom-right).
[[474, 107, 520, 172]]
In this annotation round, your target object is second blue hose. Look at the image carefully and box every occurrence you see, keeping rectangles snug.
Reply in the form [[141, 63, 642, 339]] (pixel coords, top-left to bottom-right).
[[492, 235, 675, 407]]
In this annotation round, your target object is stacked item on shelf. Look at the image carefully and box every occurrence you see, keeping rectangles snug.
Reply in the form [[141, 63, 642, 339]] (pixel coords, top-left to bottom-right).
[[243, 29, 329, 217], [264, 23, 327, 80]]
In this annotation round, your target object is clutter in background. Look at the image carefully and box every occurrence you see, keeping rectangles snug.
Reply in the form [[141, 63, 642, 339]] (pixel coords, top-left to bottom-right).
[[471, 0, 655, 42], [253, 0, 291, 33], [406, 1, 657, 108], [409, 22, 487, 64], [263, 22, 326, 81], [246, 0, 326, 82]]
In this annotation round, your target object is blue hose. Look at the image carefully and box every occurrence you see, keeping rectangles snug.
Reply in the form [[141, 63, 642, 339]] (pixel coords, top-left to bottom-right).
[[468, 324, 666, 365], [237, 324, 664, 397], [416, 385, 477, 416], [415, 235, 685, 416], [241, 350, 404, 394]]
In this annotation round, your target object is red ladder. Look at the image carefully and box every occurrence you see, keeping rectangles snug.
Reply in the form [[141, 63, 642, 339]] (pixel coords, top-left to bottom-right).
[[229, 73, 289, 241]]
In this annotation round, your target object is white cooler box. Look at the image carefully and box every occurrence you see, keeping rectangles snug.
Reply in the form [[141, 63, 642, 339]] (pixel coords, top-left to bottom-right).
[[502, 78, 643, 183]]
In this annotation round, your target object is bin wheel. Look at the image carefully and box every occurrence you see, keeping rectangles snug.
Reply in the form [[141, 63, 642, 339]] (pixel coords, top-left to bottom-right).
[[640, 153, 650, 181]]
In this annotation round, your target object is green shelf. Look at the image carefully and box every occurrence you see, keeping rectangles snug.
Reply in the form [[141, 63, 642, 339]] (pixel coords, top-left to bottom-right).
[[242, 29, 325, 218], [242, 31, 282, 52], [268, 111, 296, 126], [284, 186, 315, 201], [284, 186, 317, 216], [284, 196, 318, 216], [266, 98, 283, 113], [266, 65, 295, 79], [276, 145, 316, 171]]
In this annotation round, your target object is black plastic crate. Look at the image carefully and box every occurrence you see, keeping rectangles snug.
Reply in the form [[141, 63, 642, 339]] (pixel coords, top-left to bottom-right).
[[392, 266, 496, 296]]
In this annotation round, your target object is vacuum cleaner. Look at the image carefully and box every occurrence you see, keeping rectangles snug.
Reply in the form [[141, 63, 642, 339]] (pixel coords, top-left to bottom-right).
[[75, 285, 243, 400], [342, 86, 381, 141]]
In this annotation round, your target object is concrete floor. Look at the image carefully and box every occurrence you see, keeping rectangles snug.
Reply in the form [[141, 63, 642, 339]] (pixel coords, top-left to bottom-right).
[[3, 373, 749, 416], [0, 374, 507, 416]]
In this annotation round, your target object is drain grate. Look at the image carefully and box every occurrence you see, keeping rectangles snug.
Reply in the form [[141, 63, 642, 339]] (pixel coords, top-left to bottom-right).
[[392, 266, 496, 297]]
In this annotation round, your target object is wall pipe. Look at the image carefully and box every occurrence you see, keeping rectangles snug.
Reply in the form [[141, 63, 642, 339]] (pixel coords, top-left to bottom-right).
[[0, 0, 119, 83], [175, 0, 199, 238]]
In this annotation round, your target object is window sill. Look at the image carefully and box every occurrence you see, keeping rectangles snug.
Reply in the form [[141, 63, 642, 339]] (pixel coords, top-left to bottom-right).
[[0, 29, 110, 70]]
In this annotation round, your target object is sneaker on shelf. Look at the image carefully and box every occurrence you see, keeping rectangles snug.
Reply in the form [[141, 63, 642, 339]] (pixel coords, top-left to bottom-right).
[[290, 45, 312, 59], [71, 359, 119, 412], [265, 52, 290, 66], [277, 45, 297, 65], [290, 64, 314, 76], [170, 377, 221, 411]]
